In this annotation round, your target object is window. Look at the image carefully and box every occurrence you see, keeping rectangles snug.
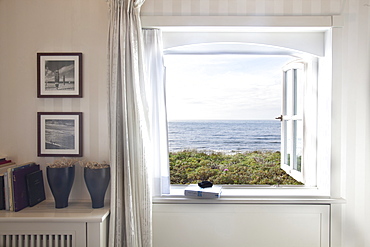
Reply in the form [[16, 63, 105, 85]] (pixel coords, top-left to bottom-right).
[[164, 50, 321, 187], [142, 19, 335, 197], [281, 61, 305, 183], [164, 53, 305, 186]]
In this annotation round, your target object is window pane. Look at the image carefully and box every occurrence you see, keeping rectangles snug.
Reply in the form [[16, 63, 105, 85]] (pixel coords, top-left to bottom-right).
[[293, 69, 298, 115], [292, 120, 297, 170], [283, 71, 288, 115], [285, 120, 293, 167], [285, 70, 293, 116], [295, 120, 303, 172], [283, 120, 288, 165], [296, 68, 304, 116]]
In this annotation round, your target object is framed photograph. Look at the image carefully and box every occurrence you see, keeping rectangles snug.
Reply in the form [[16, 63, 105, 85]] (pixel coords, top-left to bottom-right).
[[37, 53, 82, 98], [37, 112, 83, 157]]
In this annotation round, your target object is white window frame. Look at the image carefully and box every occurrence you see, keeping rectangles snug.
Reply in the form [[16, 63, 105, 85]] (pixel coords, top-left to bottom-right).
[[281, 61, 306, 183], [280, 60, 319, 187], [142, 15, 342, 199]]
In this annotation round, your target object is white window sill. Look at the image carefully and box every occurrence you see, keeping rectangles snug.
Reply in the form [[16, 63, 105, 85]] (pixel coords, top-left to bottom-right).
[[153, 185, 345, 204]]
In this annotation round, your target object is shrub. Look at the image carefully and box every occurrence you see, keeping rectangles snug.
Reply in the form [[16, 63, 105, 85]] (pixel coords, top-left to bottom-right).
[[169, 150, 303, 185]]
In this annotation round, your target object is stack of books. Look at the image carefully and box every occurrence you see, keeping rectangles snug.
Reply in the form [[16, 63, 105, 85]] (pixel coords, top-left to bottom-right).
[[0, 161, 45, 212], [184, 184, 222, 199], [0, 157, 13, 166]]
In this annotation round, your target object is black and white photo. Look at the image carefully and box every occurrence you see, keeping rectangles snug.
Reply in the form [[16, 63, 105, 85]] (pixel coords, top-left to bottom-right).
[[38, 112, 82, 157], [37, 53, 82, 97]]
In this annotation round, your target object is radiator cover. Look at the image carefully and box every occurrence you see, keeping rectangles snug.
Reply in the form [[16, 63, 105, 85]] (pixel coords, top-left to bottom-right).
[[0, 234, 74, 247]]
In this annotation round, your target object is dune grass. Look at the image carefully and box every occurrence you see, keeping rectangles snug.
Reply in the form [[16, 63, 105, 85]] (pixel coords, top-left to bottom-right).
[[169, 150, 303, 185]]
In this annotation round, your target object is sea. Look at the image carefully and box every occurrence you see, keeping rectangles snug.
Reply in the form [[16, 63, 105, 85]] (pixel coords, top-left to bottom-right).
[[168, 120, 281, 154]]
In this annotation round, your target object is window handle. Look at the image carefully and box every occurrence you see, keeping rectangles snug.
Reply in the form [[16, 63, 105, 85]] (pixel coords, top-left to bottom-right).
[[275, 115, 283, 121]]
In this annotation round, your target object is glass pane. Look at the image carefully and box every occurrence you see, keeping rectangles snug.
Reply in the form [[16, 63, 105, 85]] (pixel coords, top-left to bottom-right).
[[283, 71, 288, 115], [283, 121, 288, 165], [285, 70, 293, 116], [294, 120, 303, 172], [285, 120, 292, 167], [295, 68, 303, 116]]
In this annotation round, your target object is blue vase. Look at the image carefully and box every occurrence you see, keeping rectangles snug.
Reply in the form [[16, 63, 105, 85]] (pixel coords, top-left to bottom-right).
[[47, 166, 75, 208], [84, 167, 110, 208]]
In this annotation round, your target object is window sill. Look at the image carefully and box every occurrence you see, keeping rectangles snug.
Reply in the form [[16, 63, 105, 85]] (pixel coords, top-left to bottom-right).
[[153, 185, 345, 204]]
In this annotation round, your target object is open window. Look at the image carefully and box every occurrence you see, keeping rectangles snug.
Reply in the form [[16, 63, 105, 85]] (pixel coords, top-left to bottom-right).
[[164, 46, 321, 188], [165, 52, 297, 183], [280, 61, 305, 183], [142, 19, 335, 197], [280, 58, 319, 187]]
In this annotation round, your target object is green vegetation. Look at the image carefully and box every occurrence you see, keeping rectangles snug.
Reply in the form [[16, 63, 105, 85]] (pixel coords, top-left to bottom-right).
[[169, 150, 303, 185]]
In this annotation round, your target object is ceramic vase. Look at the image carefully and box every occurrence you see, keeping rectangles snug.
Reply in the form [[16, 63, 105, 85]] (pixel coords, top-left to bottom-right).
[[47, 165, 75, 208], [84, 167, 110, 208]]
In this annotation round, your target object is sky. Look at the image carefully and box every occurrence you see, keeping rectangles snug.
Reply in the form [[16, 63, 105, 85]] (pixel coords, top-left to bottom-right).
[[164, 54, 294, 121]]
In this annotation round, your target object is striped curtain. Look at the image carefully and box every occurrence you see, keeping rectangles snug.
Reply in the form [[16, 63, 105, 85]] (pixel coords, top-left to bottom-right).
[[107, 0, 152, 246]]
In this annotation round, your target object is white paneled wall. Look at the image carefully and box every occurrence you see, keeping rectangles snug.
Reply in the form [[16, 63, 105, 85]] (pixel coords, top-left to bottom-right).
[[340, 1, 370, 247], [153, 204, 330, 247]]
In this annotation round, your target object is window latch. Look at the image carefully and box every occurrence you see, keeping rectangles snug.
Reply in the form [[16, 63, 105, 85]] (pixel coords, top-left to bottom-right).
[[275, 115, 283, 121]]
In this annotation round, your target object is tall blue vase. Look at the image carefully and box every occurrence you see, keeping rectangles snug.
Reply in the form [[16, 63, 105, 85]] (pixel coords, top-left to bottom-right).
[[47, 166, 75, 208], [84, 167, 110, 208]]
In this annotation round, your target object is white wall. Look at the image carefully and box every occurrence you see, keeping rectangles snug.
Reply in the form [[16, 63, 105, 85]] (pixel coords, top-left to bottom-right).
[[1, 0, 370, 246], [339, 1, 370, 246], [153, 204, 330, 247]]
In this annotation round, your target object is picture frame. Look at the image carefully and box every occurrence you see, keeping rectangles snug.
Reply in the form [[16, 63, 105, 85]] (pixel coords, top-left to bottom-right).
[[37, 112, 83, 157], [37, 53, 82, 98]]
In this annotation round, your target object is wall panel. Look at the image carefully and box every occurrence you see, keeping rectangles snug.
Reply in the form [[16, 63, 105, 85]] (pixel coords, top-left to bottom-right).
[[153, 204, 330, 247]]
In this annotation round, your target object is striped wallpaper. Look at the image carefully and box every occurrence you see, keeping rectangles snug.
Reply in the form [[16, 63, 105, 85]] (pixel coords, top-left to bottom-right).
[[142, 0, 344, 16]]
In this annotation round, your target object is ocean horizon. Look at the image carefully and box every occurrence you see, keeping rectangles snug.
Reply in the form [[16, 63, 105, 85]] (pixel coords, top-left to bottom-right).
[[168, 120, 281, 153]]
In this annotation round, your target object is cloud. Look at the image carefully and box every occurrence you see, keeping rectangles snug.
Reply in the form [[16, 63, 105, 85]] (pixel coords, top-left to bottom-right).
[[165, 54, 294, 120]]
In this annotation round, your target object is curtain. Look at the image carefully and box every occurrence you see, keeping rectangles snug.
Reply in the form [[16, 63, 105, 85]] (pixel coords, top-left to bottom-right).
[[142, 28, 170, 196], [107, 0, 152, 246]]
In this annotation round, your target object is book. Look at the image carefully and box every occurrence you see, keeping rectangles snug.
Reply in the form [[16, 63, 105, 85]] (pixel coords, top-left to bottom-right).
[[0, 162, 16, 173], [26, 169, 45, 207], [184, 184, 222, 199], [0, 163, 18, 210], [4, 172, 9, 210], [0, 160, 11, 166], [0, 176, 4, 210], [12, 163, 39, 212], [2, 162, 35, 211], [0, 157, 12, 210]]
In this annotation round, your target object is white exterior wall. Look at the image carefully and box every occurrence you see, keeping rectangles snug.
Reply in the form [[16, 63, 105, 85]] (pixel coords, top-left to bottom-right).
[[1, 0, 369, 246]]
